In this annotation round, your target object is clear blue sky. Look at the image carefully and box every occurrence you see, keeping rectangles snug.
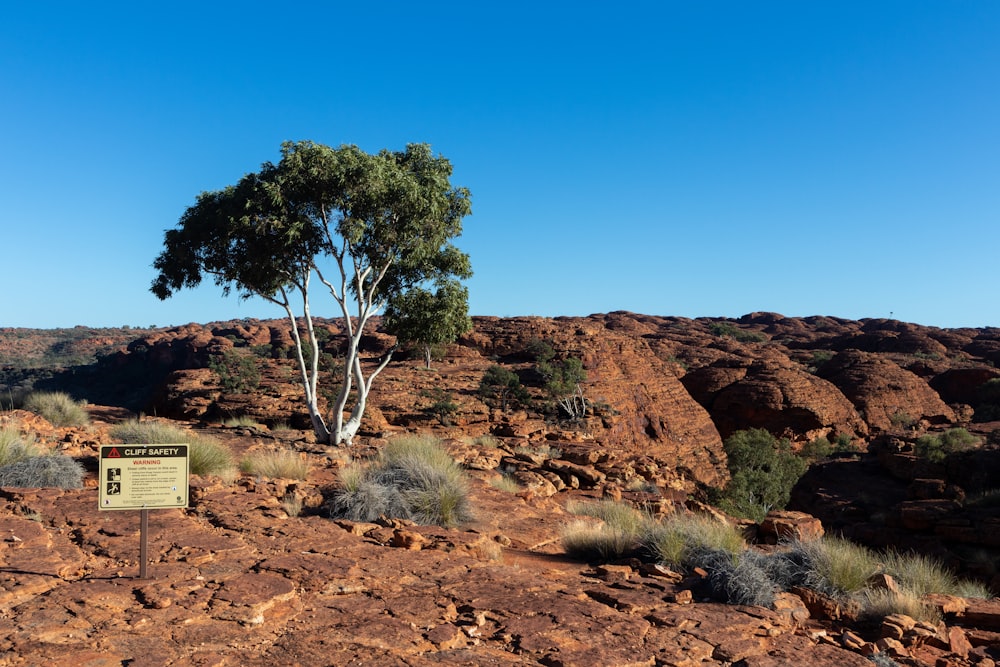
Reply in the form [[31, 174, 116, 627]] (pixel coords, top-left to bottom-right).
[[3, 2, 998, 329]]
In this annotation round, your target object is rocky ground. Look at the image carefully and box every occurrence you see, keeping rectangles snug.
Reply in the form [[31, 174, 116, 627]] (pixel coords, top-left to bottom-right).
[[2, 312, 1000, 665]]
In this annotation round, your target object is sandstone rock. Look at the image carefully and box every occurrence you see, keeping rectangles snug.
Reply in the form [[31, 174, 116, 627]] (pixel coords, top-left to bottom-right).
[[818, 349, 956, 430], [758, 510, 824, 543]]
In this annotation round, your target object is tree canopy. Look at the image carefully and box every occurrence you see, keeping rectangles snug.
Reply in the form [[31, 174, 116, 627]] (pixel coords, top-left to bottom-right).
[[152, 141, 472, 444]]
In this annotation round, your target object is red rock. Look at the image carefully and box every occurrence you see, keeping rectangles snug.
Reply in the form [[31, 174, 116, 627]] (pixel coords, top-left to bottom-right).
[[758, 510, 825, 543]]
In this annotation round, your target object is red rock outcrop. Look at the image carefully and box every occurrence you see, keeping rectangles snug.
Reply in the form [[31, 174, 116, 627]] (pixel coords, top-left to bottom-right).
[[817, 350, 957, 431]]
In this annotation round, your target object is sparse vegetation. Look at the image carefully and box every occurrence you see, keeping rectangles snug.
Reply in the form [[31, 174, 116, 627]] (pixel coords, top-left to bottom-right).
[[0, 426, 41, 467], [240, 449, 310, 480], [223, 415, 261, 428], [0, 454, 84, 489], [710, 428, 807, 522], [914, 428, 980, 463], [209, 349, 261, 394], [419, 388, 459, 425], [478, 365, 530, 412], [327, 434, 472, 528], [110, 419, 235, 477], [709, 322, 766, 343], [22, 391, 90, 427]]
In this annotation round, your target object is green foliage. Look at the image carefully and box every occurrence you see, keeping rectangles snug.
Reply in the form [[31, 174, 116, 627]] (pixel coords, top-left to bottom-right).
[[973, 378, 1000, 422], [0, 455, 84, 489], [709, 322, 766, 343], [537, 355, 588, 420], [208, 349, 261, 393], [152, 141, 473, 446], [889, 410, 917, 430], [478, 365, 530, 412], [711, 428, 808, 522], [914, 428, 980, 463], [23, 391, 90, 427], [419, 388, 459, 425], [0, 426, 41, 467], [383, 279, 472, 369], [328, 434, 472, 527], [801, 436, 834, 461], [808, 350, 834, 372]]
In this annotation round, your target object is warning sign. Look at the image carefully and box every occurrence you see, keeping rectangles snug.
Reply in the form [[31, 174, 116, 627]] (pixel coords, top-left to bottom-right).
[[98, 445, 189, 511]]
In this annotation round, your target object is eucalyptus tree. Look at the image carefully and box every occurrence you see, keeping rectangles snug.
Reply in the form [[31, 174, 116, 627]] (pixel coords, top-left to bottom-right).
[[382, 279, 472, 369], [151, 141, 472, 444]]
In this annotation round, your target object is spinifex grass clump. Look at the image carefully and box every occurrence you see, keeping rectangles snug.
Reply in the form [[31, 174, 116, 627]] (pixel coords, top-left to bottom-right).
[[0, 455, 84, 489], [328, 434, 472, 528], [109, 419, 235, 477], [561, 499, 653, 561], [240, 449, 310, 480], [0, 425, 41, 467], [23, 391, 90, 428]]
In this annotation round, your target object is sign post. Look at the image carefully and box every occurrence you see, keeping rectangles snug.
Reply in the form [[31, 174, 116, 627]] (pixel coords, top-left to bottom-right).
[[98, 444, 189, 579]]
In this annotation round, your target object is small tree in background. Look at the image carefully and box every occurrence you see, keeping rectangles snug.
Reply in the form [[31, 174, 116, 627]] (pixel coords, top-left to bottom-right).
[[531, 341, 587, 420], [479, 365, 530, 412], [383, 279, 472, 369], [711, 428, 808, 522]]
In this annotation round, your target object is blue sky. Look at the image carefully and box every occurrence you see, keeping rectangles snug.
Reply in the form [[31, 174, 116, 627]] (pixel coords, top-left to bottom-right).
[[2, 2, 998, 329]]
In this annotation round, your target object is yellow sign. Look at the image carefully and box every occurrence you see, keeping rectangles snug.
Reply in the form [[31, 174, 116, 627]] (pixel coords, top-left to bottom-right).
[[98, 445, 189, 510]]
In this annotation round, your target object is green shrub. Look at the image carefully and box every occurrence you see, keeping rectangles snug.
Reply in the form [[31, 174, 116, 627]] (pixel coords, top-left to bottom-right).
[[23, 391, 90, 427], [0, 426, 41, 467], [801, 436, 834, 461], [0, 455, 84, 489], [711, 429, 807, 522], [328, 434, 471, 528], [914, 428, 980, 463], [782, 536, 881, 597], [240, 449, 310, 480], [419, 388, 459, 425], [478, 365, 530, 412], [208, 349, 260, 393], [709, 322, 766, 343]]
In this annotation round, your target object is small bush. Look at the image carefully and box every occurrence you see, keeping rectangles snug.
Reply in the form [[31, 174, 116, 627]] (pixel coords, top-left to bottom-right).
[[0, 426, 41, 467], [914, 428, 980, 463], [0, 455, 84, 489], [328, 434, 472, 528], [280, 493, 303, 517], [711, 429, 807, 522], [860, 587, 939, 624], [240, 450, 310, 480], [208, 349, 260, 393], [23, 391, 90, 427]]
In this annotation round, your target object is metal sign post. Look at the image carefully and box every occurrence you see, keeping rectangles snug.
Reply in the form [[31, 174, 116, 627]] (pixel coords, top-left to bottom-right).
[[98, 444, 189, 579]]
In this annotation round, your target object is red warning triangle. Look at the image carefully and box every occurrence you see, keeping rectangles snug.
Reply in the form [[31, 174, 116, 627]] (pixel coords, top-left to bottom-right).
[[107, 447, 121, 458]]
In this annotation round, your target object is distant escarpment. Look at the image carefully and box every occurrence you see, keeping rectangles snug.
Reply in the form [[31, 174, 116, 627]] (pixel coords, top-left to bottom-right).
[[7, 311, 999, 493]]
